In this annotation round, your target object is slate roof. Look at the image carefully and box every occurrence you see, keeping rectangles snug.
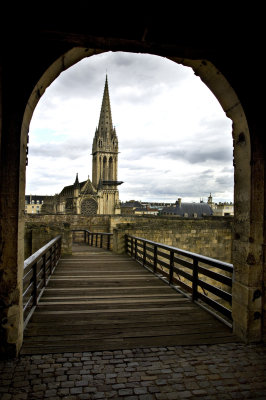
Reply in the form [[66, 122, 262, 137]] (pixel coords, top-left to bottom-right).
[[161, 201, 212, 217], [25, 195, 50, 204], [59, 180, 87, 197], [121, 201, 143, 208]]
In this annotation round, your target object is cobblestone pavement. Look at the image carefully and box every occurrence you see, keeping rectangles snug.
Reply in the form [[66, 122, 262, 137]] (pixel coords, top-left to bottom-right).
[[0, 343, 265, 400]]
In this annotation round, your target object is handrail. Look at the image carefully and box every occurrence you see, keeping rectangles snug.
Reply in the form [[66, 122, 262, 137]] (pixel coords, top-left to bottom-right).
[[125, 234, 233, 327], [23, 235, 62, 329], [72, 229, 112, 250]]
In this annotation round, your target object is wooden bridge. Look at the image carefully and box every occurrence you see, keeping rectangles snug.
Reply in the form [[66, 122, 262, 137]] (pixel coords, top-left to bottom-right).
[[22, 231, 237, 355]]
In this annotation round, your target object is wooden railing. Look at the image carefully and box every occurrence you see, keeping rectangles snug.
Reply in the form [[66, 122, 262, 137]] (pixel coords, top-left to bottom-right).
[[125, 234, 233, 327], [23, 235, 61, 329], [72, 229, 113, 250]]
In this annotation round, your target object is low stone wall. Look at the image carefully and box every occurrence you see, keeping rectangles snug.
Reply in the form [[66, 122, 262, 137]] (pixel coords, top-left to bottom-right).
[[25, 214, 233, 263], [25, 214, 110, 231], [111, 216, 233, 263]]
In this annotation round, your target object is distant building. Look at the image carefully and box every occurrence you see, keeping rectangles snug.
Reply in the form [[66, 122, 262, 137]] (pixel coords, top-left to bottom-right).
[[141, 202, 172, 211], [121, 200, 143, 215], [25, 195, 48, 214], [121, 201, 171, 215], [134, 207, 159, 216], [161, 198, 213, 218], [207, 193, 234, 216]]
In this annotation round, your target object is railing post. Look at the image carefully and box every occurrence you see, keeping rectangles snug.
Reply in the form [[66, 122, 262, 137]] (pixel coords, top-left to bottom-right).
[[134, 239, 137, 260], [169, 250, 174, 284], [43, 253, 46, 287], [84, 230, 86, 243], [100, 234, 103, 248], [51, 246, 55, 275], [192, 258, 198, 301], [154, 245, 157, 273], [96, 233, 98, 247], [33, 262, 37, 306], [125, 235, 128, 253], [143, 240, 146, 267], [59, 237, 62, 260], [131, 237, 133, 258], [107, 234, 110, 250], [91, 233, 94, 246], [49, 248, 52, 275]]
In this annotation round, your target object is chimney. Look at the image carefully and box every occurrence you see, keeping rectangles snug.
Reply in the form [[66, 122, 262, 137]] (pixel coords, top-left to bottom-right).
[[178, 198, 182, 207]]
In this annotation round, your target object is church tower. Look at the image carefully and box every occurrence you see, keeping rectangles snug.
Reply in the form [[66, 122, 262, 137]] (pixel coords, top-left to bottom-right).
[[92, 76, 122, 214]]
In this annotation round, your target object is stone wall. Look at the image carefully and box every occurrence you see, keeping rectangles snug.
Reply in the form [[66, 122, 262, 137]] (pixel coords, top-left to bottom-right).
[[24, 221, 72, 259], [25, 214, 233, 263], [24, 214, 111, 258], [110, 215, 233, 263]]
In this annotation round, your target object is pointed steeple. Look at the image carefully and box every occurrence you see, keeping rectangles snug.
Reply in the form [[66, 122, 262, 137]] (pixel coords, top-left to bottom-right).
[[74, 173, 79, 188], [98, 75, 113, 139]]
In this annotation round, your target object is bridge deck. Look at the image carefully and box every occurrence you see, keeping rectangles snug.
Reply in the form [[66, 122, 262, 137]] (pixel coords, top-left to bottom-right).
[[21, 245, 238, 355]]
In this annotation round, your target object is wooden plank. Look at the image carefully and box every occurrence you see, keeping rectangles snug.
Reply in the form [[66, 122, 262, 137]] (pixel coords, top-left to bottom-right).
[[43, 291, 179, 297], [24, 325, 233, 343], [28, 310, 215, 325], [39, 297, 188, 306], [25, 320, 221, 335], [21, 333, 239, 355]]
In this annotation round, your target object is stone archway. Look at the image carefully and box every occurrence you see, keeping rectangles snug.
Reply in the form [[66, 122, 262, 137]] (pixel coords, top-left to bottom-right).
[[1, 40, 263, 357]]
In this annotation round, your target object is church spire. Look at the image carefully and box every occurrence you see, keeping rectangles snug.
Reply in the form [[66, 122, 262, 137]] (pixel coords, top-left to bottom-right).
[[97, 74, 113, 139]]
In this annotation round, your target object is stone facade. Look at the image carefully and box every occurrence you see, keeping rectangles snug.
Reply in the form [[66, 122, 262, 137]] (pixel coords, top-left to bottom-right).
[[41, 76, 122, 216]]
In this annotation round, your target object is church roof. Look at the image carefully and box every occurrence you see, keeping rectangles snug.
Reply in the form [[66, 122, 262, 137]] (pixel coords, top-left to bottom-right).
[[80, 179, 97, 195], [59, 178, 87, 197]]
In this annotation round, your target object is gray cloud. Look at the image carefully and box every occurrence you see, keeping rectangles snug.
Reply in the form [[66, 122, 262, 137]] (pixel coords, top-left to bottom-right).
[[121, 142, 232, 165], [43, 52, 190, 106], [199, 117, 232, 133], [119, 165, 233, 203], [28, 140, 88, 160], [162, 148, 232, 164], [215, 175, 234, 187]]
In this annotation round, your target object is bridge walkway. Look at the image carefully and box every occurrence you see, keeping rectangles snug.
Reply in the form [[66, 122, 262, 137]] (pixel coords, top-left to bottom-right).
[[21, 244, 238, 355]]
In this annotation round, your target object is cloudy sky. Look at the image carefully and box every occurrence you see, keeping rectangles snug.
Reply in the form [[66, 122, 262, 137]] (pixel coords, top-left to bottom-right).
[[26, 51, 234, 204]]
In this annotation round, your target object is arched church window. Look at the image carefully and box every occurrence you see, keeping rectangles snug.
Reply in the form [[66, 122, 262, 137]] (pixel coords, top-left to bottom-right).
[[103, 156, 107, 180], [109, 157, 113, 181]]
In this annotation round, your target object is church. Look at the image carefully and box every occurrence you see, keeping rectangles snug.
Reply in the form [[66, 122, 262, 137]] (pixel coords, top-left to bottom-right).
[[42, 76, 123, 215]]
